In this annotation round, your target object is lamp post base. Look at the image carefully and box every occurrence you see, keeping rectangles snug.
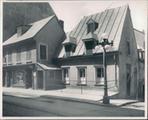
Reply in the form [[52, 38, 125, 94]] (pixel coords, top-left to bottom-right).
[[103, 95, 110, 104]]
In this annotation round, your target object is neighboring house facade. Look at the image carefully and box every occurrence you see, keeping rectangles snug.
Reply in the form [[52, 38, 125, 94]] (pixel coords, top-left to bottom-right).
[[3, 15, 66, 90], [134, 29, 145, 100], [57, 5, 144, 99]]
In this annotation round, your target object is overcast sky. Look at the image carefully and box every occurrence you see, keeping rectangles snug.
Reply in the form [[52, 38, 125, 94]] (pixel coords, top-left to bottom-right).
[[49, 0, 147, 33]]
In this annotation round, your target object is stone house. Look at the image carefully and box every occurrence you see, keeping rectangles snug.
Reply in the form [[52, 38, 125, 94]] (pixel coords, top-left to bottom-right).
[[57, 5, 144, 99]]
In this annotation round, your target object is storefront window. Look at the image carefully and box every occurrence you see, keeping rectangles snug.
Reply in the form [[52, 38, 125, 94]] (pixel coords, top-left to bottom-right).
[[14, 71, 25, 87]]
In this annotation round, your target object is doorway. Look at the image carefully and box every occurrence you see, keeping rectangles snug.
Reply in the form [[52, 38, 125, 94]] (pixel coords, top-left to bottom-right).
[[37, 71, 43, 89], [25, 69, 33, 88], [126, 64, 131, 96]]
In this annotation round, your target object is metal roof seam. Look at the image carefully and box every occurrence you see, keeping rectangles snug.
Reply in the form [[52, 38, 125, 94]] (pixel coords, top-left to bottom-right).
[[95, 9, 109, 35], [103, 9, 114, 34], [112, 6, 127, 49], [107, 7, 120, 40], [73, 18, 87, 39]]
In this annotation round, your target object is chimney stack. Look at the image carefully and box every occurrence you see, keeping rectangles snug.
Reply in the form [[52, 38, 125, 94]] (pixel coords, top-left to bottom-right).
[[59, 20, 64, 30], [16, 25, 31, 37]]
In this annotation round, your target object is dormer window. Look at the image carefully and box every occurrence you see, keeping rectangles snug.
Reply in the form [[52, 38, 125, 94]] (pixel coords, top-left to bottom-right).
[[63, 35, 76, 57], [87, 19, 98, 33], [82, 33, 98, 55]]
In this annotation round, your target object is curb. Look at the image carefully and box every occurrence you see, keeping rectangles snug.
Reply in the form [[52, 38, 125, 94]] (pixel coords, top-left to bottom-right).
[[3, 91, 117, 108], [41, 95, 117, 107]]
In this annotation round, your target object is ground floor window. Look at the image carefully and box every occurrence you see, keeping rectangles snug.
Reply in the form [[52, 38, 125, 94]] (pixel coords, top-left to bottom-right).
[[13, 71, 26, 87], [62, 68, 70, 84], [78, 67, 86, 85], [95, 67, 104, 85]]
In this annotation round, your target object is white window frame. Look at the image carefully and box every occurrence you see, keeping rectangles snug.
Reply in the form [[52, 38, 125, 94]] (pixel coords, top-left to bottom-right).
[[8, 50, 12, 64], [39, 43, 48, 61], [77, 67, 87, 85], [95, 66, 104, 86], [62, 67, 70, 85]]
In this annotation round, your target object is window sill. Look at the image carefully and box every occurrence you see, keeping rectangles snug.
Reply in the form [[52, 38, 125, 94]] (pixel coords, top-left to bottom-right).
[[26, 60, 32, 63], [16, 62, 22, 64], [95, 84, 104, 86], [77, 84, 87, 86], [65, 83, 70, 85]]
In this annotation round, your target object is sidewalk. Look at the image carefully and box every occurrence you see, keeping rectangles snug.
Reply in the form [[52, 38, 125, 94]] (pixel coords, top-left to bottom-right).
[[3, 87, 144, 110]]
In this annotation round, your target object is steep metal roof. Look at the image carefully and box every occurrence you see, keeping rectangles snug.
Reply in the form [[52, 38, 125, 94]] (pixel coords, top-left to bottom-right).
[[134, 29, 145, 50], [58, 5, 129, 58], [3, 15, 55, 46]]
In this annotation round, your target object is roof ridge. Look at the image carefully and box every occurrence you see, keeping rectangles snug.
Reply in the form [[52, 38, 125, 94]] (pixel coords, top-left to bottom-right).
[[133, 28, 145, 34], [84, 6, 123, 18], [30, 15, 55, 25], [3, 15, 55, 46]]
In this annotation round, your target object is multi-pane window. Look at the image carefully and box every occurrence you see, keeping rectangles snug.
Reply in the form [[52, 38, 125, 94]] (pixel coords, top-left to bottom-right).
[[40, 44, 47, 60], [8, 51, 12, 64], [96, 67, 104, 85], [96, 68, 104, 78], [26, 48, 31, 61], [126, 41, 130, 55], [16, 48, 21, 62], [63, 68, 70, 84], [3, 55, 6, 63], [78, 68, 86, 85]]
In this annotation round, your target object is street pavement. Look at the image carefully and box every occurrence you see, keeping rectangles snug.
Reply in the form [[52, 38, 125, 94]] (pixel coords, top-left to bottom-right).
[[3, 87, 144, 110], [3, 94, 144, 117]]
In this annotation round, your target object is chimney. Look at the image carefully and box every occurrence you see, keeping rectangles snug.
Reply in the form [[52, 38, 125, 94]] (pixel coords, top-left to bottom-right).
[[17, 25, 31, 37], [17, 26, 22, 37], [59, 20, 64, 29]]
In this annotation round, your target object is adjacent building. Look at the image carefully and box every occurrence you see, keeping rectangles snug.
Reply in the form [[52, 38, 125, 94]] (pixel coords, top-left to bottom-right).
[[134, 29, 145, 100], [3, 15, 66, 90]]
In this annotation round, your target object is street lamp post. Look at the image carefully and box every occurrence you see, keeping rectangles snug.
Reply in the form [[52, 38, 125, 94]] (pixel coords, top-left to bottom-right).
[[98, 33, 113, 104]]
